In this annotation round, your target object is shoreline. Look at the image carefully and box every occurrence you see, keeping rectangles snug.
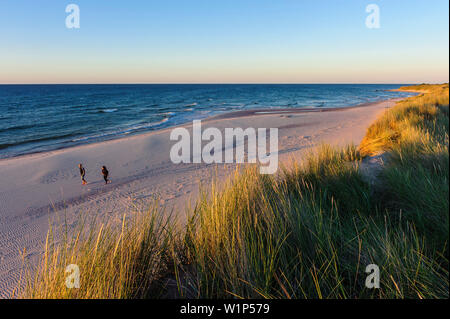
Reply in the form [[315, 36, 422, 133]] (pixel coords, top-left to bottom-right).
[[0, 97, 408, 164]]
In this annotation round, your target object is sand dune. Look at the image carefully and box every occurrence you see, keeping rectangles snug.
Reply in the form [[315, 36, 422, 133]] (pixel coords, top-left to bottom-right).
[[0, 98, 399, 298]]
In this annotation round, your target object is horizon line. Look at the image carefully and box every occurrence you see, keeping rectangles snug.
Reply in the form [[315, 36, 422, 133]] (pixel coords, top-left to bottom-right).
[[0, 82, 436, 86]]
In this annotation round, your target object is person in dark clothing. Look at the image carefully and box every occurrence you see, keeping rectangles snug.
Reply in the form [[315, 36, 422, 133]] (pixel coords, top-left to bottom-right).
[[101, 166, 110, 184], [78, 163, 87, 185]]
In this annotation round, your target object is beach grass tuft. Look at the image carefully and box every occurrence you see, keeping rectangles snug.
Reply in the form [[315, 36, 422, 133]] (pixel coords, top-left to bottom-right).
[[22, 206, 176, 299]]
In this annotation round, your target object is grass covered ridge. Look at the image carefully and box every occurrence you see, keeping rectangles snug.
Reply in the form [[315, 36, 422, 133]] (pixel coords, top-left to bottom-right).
[[21, 84, 449, 299]]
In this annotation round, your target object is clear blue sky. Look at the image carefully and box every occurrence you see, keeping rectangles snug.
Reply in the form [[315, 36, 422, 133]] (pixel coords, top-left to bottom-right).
[[0, 0, 448, 84]]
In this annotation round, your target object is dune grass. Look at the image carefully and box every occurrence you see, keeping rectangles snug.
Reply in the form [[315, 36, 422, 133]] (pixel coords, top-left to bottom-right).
[[181, 144, 448, 298], [21, 84, 449, 299], [21, 207, 176, 299], [359, 84, 449, 249]]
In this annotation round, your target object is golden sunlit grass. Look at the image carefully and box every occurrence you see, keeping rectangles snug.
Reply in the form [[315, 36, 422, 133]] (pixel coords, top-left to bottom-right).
[[359, 83, 448, 157], [21, 207, 176, 299], [21, 84, 449, 299]]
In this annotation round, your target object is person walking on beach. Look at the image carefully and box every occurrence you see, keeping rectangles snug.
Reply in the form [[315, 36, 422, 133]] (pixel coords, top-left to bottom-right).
[[101, 165, 110, 185], [78, 163, 87, 185]]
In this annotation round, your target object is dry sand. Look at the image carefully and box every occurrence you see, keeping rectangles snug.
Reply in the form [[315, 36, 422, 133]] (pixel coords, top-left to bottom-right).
[[0, 98, 399, 298]]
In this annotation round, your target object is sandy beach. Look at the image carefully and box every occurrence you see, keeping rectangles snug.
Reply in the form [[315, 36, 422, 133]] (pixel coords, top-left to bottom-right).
[[0, 98, 400, 298]]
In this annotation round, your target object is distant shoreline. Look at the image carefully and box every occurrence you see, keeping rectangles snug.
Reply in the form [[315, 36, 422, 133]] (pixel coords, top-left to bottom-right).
[[0, 95, 417, 164], [0, 84, 417, 161]]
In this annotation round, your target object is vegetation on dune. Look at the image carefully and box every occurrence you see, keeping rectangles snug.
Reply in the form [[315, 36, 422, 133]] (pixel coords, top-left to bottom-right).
[[20, 208, 176, 299], [359, 83, 449, 249], [21, 84, 449, 299], [360, 83, 449, 157]]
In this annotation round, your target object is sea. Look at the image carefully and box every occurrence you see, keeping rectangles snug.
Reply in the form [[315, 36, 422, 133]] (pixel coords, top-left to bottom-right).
[[0, 84, 416, 159]]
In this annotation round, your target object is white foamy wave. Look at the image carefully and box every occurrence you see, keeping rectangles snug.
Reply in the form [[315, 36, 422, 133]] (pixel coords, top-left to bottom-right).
[[72, 118, 169, 142], [99, 108, 118, 113], [72, 132, 115, 142], [122, 118, 169, 134]]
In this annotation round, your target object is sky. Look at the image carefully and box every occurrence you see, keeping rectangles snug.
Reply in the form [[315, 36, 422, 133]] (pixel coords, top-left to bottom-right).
[[0, 0, 448, 84]]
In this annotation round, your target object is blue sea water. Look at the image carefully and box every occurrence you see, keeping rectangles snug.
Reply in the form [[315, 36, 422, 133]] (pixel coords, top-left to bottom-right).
[[0, 84, 415, 159]]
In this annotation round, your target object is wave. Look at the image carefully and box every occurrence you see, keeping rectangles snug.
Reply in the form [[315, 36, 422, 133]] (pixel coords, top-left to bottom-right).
[[0, 133, 77, 150], [122, 118, 169, 133], [0, 123, 37, 133], [314, 102, 326, 107], [98, 108, 118, 113], [71, 118, 170, 142]]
